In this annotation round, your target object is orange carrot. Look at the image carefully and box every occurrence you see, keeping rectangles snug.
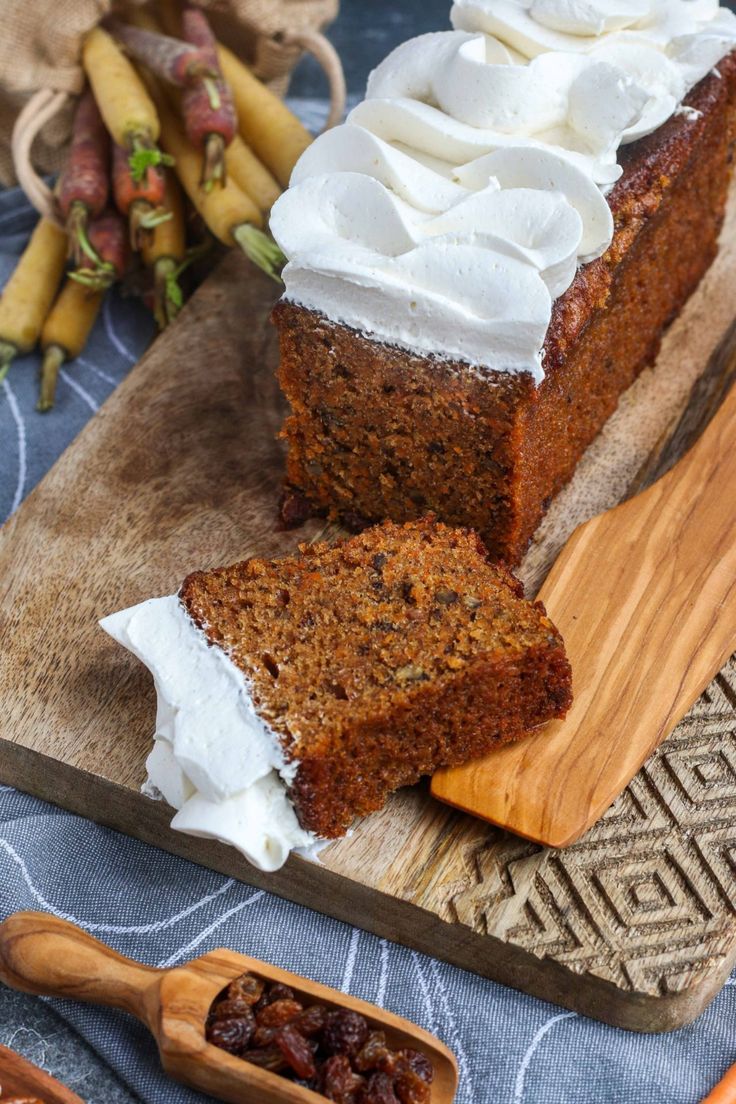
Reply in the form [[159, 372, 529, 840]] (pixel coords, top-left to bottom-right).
[[112, 142, 171, 250], [700, 1064, 736, 1103]]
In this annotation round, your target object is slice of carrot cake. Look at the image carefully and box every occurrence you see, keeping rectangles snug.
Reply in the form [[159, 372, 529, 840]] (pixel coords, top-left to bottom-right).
[[101, 519, 571, 870]]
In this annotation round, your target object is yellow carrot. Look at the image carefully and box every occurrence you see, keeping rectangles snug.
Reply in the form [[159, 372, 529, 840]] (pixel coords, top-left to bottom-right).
[[225, 135, 281, 214], [37, 279, 104, 411], [140, 169, 186, 268], [217, 44, 312, 186], [0, 218, 67, 381], [140, 169, 188, 329], [153, 87, 284, 278], [82, 28, 169, 183]]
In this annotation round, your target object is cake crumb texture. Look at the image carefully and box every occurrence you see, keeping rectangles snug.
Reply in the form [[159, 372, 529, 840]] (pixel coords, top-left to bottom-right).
[[180, 518, 572, 837]]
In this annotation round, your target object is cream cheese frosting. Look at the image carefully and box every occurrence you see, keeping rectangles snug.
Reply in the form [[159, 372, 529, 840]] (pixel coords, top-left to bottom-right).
[[270, 0, 736, 382], [100, 596, 322, 872]]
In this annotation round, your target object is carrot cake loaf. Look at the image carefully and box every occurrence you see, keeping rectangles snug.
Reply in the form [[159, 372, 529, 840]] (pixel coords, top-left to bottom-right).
[[101, 519, 571, 870], [271, 0, 736, 564]]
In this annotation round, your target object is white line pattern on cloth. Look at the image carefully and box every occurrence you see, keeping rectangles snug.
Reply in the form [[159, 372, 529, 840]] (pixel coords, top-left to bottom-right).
[[513, 1012, 578, 1102], [3, 378, 26, 517], [59, 368, 100, 413], [103, 295, 138, 364], [410, 951, 439, 1036], [76, 356, 120, 387], [156, 893, 266, 968], [376, 938, 389, 1006], [0, 838, 238, 934], [429, 957, 475, 1104], [340, 927, 360, 993]]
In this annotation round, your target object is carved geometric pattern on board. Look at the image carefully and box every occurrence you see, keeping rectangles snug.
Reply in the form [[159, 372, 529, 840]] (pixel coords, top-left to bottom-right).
[[447, 659, 736, 996]]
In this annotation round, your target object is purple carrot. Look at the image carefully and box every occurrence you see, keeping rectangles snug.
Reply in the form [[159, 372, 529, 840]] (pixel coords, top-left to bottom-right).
[[71, 207, 131, 291], [180, 6, 237, 189], [57, 88, 110, 267], [109, 20, 216, 86]]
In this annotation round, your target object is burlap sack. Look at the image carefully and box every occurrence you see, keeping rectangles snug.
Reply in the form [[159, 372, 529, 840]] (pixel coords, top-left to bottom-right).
[[0, 0, 340, 187]]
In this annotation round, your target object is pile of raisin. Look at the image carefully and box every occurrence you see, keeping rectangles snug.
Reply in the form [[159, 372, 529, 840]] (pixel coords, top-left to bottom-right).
[[206, 972, 434, 1103]]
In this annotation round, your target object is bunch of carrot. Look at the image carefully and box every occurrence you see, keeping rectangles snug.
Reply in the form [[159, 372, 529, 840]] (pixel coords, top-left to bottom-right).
[[0, 0, 316, 411]]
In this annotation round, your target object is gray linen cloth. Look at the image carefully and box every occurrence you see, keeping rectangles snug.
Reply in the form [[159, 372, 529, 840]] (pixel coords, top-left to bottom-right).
[[1, 183, 735, 1104]]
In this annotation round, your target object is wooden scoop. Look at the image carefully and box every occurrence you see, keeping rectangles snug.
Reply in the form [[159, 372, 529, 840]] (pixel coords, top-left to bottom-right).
[[0, 912, 458, 1104], [0, 1042, 84, 1103], [432, 364, 736, 848]]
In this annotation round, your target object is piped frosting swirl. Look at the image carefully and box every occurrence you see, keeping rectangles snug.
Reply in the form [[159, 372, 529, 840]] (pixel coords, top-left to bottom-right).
[[271, 0, 736, 382]]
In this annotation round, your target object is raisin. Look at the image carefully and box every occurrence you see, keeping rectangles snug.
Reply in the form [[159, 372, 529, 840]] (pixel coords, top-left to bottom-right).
[[206, 1015, 253, 1054], [321, 1054, 366, 1102], [372, 553, 387, 571], [435, 587, 459, 605], [212, 998, 257, 1023], [359, 1071, 400, 1104], [227, 973, 264, 1006], [323, 1009, 370, 1057], [275, 1022, 318, 1079], [397, 1049, 433, 1084], [292, 1077, 323, 1092], [296, 1003, 329, 1037], [355, 1031, 390, 1072], [255, 982, 296, 1011], [394, 1067, 431, 1104], [243, 1046, 288, 1072], [252, 1024, 279, 1047], [255, 997, 303, 1027], [280, 489, 312, 529]]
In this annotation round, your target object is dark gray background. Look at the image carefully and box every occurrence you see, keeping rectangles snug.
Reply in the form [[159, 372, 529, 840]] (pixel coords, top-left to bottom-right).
[[292, 0, 452, 97], [292, 0, 736, 97]]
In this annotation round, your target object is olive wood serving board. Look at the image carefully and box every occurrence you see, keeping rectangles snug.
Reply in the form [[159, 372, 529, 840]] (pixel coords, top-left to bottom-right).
[[3, 194, 736, 1034]]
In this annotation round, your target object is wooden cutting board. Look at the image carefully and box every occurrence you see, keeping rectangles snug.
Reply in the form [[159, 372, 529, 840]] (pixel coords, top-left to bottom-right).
[[2, 196, 736, 1034]]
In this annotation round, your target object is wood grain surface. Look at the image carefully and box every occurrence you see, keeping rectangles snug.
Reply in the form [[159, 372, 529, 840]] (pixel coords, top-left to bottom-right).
[[0, 913, 458, 1104], [0, 1042, 84, 1104], [2, 192, 736, 1034], [432, 328, 736, 845]]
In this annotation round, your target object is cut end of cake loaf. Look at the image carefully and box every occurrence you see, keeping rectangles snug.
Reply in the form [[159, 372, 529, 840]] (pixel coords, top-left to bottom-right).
[[180, 518, 572, 838]]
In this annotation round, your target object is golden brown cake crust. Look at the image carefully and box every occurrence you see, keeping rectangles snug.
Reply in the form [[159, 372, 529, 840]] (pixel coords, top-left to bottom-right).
[[179, 518, 572, 837], [273, 53, 736, 564]]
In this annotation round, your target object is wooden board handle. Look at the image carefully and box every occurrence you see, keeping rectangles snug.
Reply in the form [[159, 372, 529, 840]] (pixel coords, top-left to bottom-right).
[[0, 911, 161, 1029]]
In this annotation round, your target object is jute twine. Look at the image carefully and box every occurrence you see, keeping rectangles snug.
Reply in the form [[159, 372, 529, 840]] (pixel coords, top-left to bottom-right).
[[4, 0, 343, 221]]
